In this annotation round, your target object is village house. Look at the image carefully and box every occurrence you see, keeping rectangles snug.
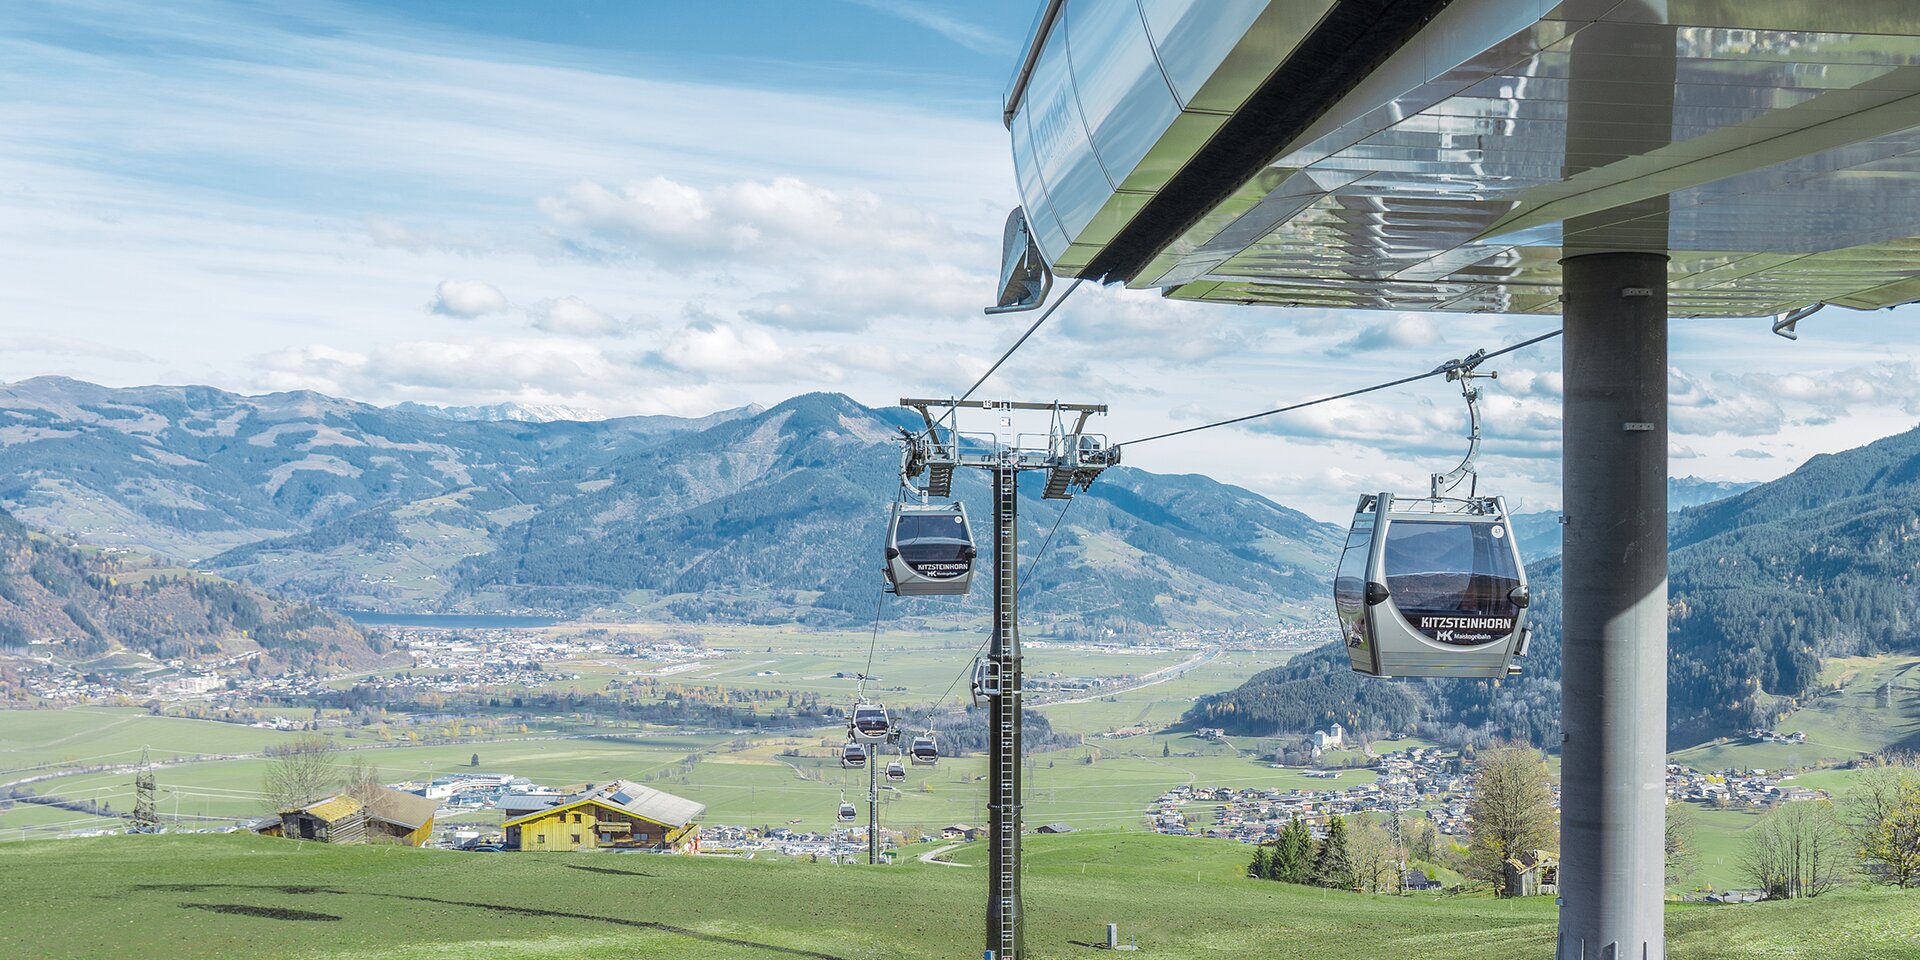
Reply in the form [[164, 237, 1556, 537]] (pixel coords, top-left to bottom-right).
[[502, 780, 703, 852]]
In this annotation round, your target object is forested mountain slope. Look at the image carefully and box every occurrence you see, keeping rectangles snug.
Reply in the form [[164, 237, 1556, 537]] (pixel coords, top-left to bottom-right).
[[1190, 426, 1920, 747], [0, 507, 377, 669]]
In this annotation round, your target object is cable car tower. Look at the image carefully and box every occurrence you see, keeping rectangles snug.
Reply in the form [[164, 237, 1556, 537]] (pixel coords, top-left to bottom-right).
[[898, 397, 1116, 960]]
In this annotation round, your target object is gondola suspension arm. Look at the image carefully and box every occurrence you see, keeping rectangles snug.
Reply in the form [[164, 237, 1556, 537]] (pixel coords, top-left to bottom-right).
[[1428, 351, 1495, 500]]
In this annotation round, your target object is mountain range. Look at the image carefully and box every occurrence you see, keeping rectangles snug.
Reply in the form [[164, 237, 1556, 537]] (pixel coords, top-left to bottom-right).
[[0, 378, 1338, 628]]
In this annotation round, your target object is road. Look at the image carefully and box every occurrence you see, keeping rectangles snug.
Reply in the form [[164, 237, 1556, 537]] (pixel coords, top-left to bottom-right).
[[1032, 646, 1220, 707]]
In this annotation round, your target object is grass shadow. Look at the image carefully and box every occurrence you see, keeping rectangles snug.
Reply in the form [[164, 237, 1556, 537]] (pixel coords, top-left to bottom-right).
[[139, 882, 849, 959]]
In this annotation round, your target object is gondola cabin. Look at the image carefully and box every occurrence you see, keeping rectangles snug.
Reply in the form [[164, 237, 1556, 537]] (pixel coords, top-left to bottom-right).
[[884, 502, 976, 596], [909, 735, 939, 766], [1336, 492, 1530, 679], [884, 760, 905, 783], [838, 801, 858, 822], [850, 703, 892, 743], [841, 741, 868, 768]]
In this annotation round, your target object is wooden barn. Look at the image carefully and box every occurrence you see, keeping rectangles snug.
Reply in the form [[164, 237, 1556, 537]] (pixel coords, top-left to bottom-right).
[[281, 795, 367, 845], [1503, 850, 1561, 898], [273, 787, 438, 847], [502, 780, 702, 853], [363, 788, 439, 846]]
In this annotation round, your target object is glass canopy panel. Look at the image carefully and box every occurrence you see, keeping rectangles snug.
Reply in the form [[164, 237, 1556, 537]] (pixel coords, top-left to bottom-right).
[[1010, 108, 1072, 261], [1065, 0, 1181, 191], [1024, 21, 1111, 242], [1146, 7, 1920, 316]]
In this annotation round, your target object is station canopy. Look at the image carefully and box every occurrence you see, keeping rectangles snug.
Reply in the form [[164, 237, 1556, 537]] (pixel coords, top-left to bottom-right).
[[1006, 1, 1920, 317]]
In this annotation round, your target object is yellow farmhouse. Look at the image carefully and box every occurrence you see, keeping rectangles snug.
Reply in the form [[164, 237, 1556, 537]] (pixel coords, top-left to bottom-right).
[[501, 780, 703, 853]]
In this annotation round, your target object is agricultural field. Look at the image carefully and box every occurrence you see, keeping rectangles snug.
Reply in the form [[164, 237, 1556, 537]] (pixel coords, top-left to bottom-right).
[[3, 831, 1916, 960], [1670, 655, 1920, 773]]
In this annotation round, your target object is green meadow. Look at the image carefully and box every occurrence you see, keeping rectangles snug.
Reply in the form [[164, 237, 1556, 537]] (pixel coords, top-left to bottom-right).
[[3, 831, 1916, 960]]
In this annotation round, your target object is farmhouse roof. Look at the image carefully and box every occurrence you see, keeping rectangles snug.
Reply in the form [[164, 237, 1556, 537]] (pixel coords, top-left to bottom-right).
[[366, 787, 440, 831], [296, 795, 362, 823], [501, 779, 703, 829]]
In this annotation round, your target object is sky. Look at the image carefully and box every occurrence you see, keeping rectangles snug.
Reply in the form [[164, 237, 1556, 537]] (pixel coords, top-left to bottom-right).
[[5, 0, 1920, 521]]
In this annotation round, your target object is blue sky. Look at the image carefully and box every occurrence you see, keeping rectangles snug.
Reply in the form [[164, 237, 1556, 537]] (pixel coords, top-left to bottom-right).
[[5, 0, 1919, 520]]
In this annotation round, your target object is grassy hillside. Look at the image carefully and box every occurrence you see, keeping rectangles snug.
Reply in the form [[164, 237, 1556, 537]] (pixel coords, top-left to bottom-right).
[[2, 832, 1916, 959]]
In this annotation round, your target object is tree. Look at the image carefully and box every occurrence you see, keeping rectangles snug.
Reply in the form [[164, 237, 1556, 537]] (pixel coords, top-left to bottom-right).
[[1162, 740, 1171, 758], [1400, 815, 1439, 864], [1741, 800, 1848, 899], [469, 753, 481, 767], [1346, 814, 1404, 894], [1271, 817, 1315, 884], [1466, 745, 1557, 895], [342, 757, 385, 808], [1311, 816, 1356, 890], [262, 735, 339, 811], [1248, 844, 1272, 880], [1665, 801, 1699, 886], [1846, 757, 1920, 887]]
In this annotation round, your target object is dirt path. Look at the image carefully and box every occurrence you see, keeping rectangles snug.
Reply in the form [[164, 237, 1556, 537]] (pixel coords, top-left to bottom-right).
[[917, 841, 969, 866]]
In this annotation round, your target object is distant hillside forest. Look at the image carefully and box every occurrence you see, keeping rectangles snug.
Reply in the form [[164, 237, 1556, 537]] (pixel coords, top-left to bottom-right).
[[1191, 424, 1920, 747], [0, 507, 382, 670]]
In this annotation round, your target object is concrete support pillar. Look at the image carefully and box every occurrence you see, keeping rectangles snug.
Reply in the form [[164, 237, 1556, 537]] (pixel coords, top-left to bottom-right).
[[1556, 252, 1670, 960]]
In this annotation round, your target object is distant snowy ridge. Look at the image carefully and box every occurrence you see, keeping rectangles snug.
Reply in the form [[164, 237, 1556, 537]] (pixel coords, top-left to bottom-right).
[[392, 401, 606, 423]]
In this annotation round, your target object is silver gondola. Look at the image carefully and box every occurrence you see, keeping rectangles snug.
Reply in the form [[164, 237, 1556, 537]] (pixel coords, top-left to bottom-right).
[[883, 501, 976, 596], [838, 797, 858, 822], [909, 734, 939, 766], [850, 702, 892, 743], [1336, 492, 1530, 679], [840, 741, 868, 768], [884, 759, 906, 783]]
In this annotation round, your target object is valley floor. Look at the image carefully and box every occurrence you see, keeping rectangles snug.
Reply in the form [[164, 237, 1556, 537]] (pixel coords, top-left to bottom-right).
[[2, 832, 1916, 960]]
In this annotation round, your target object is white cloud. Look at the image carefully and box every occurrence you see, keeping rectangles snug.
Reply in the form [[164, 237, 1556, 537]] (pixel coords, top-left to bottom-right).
[[1668, 366, 1785, 437], [530, 296, 629, 338], [427, 279, 508, 318], [539, 175, 963, 266], [842, 0, 1006, 54], [1328, 313, 1442, 355], [655, 318, 829, 383]]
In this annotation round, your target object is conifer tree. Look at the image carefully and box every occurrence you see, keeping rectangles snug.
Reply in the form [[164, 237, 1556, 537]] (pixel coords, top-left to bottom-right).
[[1248, 844, 1272, 880], [1312, 815, 1356, 890], [1272, 816, 1315, 884]]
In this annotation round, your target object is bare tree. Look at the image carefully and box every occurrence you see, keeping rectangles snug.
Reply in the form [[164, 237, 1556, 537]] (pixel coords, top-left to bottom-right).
[[1346, 814, 1405, 894], [262, 735, 339, 811], [341, 757, 385, 807], [1665, 801, 1699, 886], [1466, 745, 1557, 895], [1741, 800, 1848, 899]]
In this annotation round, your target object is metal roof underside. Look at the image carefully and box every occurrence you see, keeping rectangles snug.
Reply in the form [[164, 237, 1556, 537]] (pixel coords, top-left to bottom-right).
[[1010, 0, 1920, 318]]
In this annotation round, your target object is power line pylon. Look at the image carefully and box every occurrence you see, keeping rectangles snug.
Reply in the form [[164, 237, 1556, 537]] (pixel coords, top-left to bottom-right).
[[900, 398, 1117, 960], [130, 746, 160, 834]]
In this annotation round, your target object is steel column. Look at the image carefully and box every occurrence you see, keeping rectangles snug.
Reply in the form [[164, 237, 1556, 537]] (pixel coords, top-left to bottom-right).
[[1557, 252, 1670, 960], [868, 746, 879, 865], [987, 465, 1023, 960]]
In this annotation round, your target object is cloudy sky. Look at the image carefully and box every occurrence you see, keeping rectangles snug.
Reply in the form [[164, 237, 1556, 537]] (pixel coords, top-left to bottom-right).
[[5, 0, 1920, 521]]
